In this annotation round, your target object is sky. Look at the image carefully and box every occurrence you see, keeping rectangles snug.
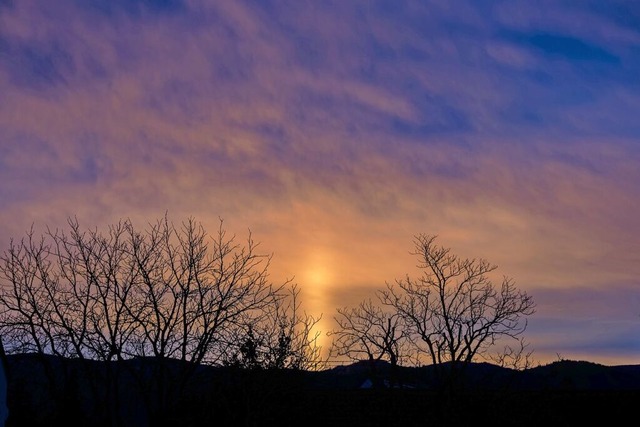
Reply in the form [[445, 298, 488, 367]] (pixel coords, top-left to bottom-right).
[[1, 0, 639, 366]]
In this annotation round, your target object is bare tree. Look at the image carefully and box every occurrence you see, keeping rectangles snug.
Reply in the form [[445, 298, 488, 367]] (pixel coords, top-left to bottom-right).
[[217, 283, 325, 426], [378, 234, 535, 384], [328, 298, 412, 389], [0, 229, 58, 357], [0, 224, 102, 422], [329, 299, 409, 367], [123, 215, 295, 421], [0, 215, 324, 424], [223, 284, 325, 371], [265, 284, 326, 371], [490, 337, 535, 371], [54, 219, 139, 426]]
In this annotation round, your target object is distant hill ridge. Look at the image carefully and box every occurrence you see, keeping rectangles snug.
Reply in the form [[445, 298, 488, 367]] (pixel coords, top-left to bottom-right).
[[310, 358, 640, 391], [3, 354, 640, 426], [6, 353, 640, 391]]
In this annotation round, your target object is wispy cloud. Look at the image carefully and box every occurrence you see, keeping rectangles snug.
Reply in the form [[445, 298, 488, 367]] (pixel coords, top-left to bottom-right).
[[1, 0, 639, 364]]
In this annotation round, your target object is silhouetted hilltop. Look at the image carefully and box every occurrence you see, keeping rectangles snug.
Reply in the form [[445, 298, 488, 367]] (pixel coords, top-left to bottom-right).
[[519, 360, 640, 390], [305, 358, 640, 391]]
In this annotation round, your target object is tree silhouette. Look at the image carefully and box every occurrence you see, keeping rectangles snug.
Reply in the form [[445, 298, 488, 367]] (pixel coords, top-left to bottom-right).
[[0, 215, 324, 424], [379, 234, 535, 388], [224, 284, 325, 371], [330, 233, 535, 396], [329, 298, 411, 388]]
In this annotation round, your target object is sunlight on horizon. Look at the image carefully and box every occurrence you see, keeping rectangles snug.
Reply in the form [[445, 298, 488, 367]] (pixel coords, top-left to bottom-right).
[[299, 250, 336, 358]]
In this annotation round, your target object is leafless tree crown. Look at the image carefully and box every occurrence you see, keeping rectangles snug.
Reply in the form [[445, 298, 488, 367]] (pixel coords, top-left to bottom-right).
[[0, 216, 324, 370], [379, 234, 535, 366], [330, 234, 535, 369]]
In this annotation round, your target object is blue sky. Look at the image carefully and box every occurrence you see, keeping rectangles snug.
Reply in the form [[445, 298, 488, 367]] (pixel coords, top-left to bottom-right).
[[1, 0, 639, 365]]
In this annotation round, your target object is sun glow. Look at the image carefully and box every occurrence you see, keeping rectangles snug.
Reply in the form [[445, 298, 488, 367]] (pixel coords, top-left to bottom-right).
[[305, 265, 330, 288], [301, 249, 334, 290], [300, 250, 335, 358]]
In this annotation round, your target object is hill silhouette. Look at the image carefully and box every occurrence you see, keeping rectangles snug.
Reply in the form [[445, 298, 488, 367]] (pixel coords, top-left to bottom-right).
[[4, 354, 640, 426]]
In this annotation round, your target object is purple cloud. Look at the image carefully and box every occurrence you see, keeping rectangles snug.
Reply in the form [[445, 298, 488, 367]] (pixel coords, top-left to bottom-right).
[[1, 0, 639, 364]]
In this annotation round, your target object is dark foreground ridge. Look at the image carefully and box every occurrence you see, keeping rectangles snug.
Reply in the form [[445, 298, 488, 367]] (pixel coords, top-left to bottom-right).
[[5, 354, 640, 426]]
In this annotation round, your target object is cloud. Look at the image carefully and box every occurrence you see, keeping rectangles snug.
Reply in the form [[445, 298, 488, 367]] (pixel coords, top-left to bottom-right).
[[526, 284, 640, 363], [503, 31, 619, 63], [81, 0, 187, 17], [1, 0, 639, 364]]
